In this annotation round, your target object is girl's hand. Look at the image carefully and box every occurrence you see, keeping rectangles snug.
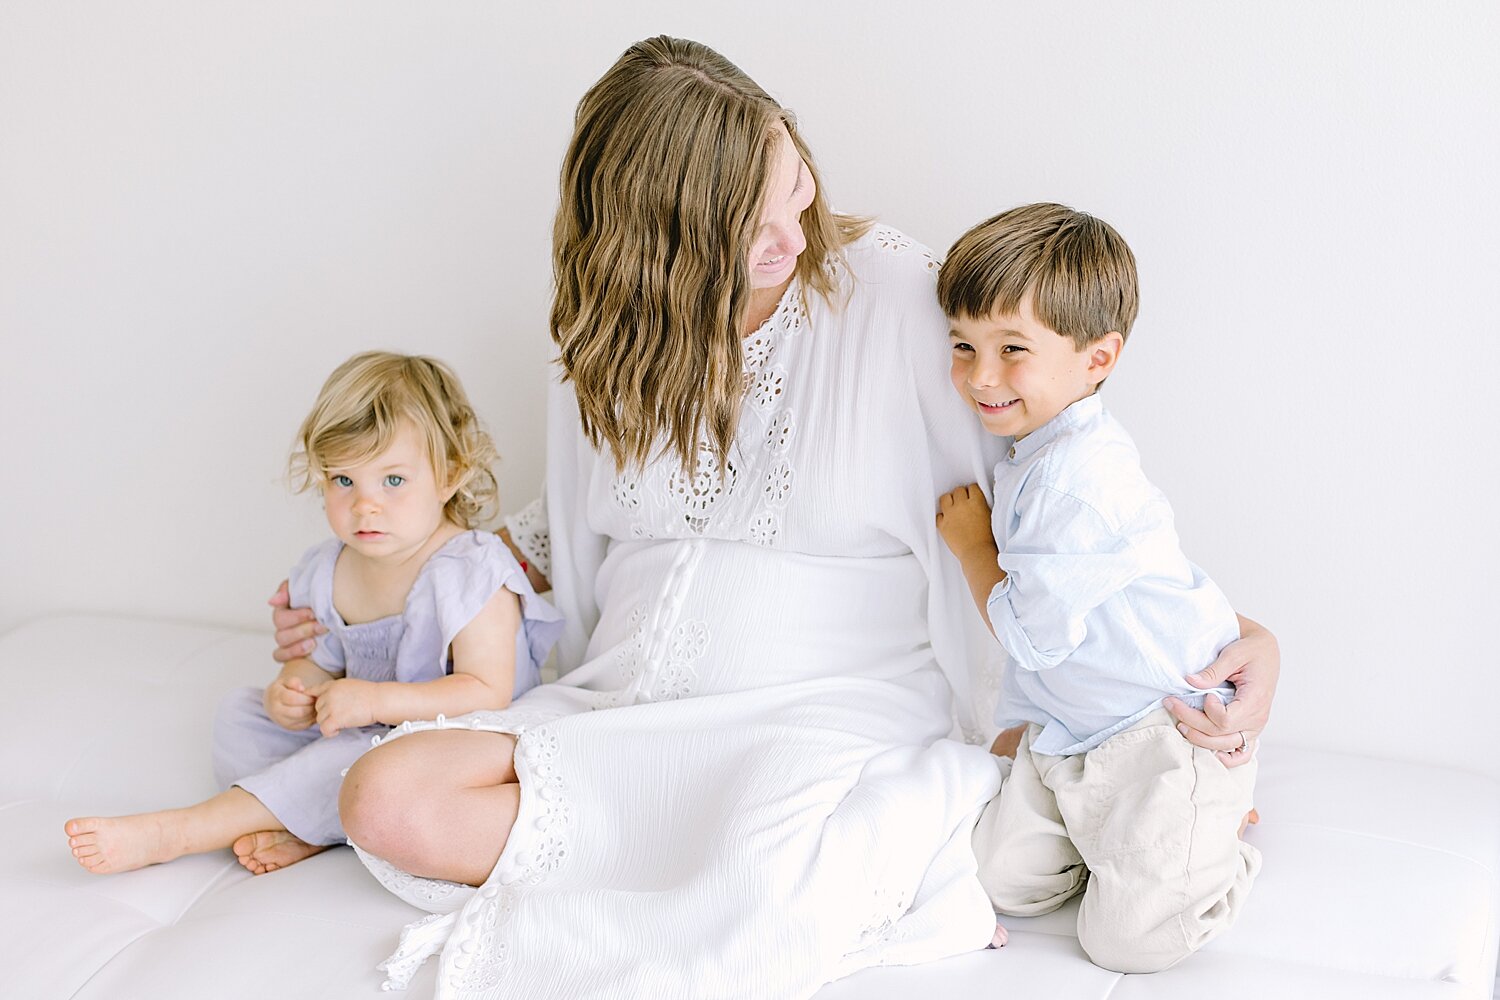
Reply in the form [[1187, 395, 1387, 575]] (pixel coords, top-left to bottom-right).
[[1165, 615, 1280, 768], [269, 579, 327, 663], [936, 484, 997, 558], [308, 678, 379, 738], [264, 676, 317, 731]]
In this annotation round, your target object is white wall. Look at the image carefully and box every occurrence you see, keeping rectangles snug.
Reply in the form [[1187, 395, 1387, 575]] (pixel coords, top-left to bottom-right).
[[3, 1, 1497, 778]]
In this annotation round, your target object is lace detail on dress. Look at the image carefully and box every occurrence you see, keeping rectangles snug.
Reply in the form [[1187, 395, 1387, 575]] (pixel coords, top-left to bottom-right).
[[748, 512, 780, 547], [669, 442, 739, 534], [762, 459, 794, 508], [871, 224, 941, 272], [503, 498, 552, 581], [649, 619, 709, 701], [435, 724, 572, 992], [510, 727, 571, 884], [772, 287, 809, 338], [750, 366, 787, 409], [614, 603, 648, 685], [372, 712, 574, 991], [965, 651, 1006, 746], [356, 845, 469, 913], [846, 885, 914, 964], [744, 329, 776, 373], [764, 411, 796, 454]]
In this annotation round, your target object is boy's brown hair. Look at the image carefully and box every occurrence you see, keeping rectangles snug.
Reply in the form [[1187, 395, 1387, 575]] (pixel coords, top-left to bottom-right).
[[937, 202, 1139, 350]]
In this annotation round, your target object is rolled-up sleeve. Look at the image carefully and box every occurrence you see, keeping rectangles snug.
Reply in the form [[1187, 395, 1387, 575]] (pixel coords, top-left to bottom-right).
[[987, 486, 1145, 672]]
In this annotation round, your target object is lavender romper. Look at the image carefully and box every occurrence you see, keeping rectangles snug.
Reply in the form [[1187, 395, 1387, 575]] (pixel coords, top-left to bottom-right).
[[212, 530, 564, 846]]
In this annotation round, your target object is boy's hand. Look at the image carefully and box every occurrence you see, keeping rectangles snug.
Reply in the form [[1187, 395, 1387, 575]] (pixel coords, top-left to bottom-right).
[[264, 676, 317, 731], [308, 678, 380, 737], [937, 485, 1006, 637], [937, 484, 998, 558]]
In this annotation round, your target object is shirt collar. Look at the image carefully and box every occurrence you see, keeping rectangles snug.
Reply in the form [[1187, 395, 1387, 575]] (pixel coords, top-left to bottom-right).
[[1008, 393, 1104, 464]]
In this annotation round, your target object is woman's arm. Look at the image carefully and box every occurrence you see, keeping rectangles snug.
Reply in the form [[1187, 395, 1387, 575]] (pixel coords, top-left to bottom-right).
[[268, 579, 327, 662], [307, 588, 522, 737], [1164, 613, 1279, 767]]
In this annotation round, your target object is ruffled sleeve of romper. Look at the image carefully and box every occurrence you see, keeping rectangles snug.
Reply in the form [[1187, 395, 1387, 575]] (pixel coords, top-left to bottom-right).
[[286, 537, 347, 676], [396, 530, 565, 695]]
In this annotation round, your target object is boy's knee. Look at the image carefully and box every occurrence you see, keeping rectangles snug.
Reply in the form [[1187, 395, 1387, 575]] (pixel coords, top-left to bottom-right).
[[1077, 917, 1194, 974]]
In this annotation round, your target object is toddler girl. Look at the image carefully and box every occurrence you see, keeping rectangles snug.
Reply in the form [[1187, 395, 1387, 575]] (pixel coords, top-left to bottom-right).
[[65, 350, 562, 875]]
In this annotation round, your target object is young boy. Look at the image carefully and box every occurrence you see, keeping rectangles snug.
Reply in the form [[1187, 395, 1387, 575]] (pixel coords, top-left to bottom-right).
[[935, 203, 1259, 974]]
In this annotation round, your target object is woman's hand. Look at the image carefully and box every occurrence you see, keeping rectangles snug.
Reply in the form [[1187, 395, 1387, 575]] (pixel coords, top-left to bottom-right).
[[308, 678, 380, 738], [268, 579, 326, 663], [1164, 614, 1280, 768], [263, 675, 317, 731]]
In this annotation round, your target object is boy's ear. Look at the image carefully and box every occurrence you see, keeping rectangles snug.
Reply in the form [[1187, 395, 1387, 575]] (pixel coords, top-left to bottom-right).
[[1086, 332, 1124, 386]]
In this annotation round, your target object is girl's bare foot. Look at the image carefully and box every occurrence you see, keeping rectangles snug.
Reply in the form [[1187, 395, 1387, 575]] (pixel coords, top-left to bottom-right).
[[64, 814, 182, 874], [990, 922, 1009, 948], [232, 830, 327, 874]]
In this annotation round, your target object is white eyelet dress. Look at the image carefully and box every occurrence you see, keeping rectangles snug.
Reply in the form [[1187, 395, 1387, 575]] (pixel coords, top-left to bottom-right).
[[358, 228, 1011, 999]]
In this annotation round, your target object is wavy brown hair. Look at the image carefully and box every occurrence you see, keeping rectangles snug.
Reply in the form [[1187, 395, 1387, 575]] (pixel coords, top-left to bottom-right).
[[289, 351, 500, 529], [551, 35, 868, 473]]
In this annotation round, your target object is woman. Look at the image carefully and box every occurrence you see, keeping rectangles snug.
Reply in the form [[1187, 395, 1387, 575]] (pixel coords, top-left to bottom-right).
[[272, 36, 1279, 998]]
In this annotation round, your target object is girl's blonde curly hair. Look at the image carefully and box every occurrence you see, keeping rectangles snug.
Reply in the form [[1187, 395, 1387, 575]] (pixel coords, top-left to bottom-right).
[[289, 351, 499, 529]]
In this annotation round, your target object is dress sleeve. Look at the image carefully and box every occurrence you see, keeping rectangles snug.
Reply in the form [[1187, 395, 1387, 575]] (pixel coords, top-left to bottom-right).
[[541, 375, 609, 675], [502, 496, 551, 582], [286, 538, 346, 676], [986, 486, 1148, 672], [851, 230, 1010, 745]]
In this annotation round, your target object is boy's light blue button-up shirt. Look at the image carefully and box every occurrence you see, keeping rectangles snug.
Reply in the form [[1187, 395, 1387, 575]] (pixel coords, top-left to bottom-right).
[[987, 393, 1239, 755]]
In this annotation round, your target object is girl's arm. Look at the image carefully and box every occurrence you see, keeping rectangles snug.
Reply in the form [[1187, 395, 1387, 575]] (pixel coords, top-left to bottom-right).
[[309, 588, 522, 737], [264, 657, 338, 730]]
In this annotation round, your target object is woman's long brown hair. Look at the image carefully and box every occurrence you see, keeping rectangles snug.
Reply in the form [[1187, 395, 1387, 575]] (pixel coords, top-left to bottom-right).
[[551, 35, 868, 473]]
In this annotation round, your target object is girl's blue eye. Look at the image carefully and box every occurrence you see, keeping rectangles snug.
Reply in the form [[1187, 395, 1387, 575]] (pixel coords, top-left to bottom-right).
[[384, 475, 405, 487], [332, 475, 353, 488]]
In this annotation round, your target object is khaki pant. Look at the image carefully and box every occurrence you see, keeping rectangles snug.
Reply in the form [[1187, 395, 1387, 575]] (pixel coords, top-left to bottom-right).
[[972, 709, 1260, 973]]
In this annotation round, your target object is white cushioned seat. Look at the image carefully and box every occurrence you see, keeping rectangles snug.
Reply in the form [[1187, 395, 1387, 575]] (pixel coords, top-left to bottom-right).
[[4, 616, 1497, 999]]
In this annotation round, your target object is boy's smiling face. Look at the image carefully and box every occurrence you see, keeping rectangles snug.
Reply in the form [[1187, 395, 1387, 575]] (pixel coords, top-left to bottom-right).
[[948, 296, 1122, 440]]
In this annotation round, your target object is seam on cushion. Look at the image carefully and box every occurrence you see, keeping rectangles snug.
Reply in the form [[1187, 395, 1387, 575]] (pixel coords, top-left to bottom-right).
[[49, 633, 235, 800], [1264, 820, 1500, 875], [168, 856, 245, 924], [66, 927, 156, 1000]]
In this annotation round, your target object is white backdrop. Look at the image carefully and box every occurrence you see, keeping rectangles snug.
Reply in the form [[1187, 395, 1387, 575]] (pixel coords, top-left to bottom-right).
[[2, 1, 1497, 778]]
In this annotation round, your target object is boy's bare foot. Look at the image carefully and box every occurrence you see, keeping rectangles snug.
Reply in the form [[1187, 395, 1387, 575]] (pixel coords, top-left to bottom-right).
[[990, 922, 1009, 948], [64, 814, 181, 874], [232, 830, 327, 874]]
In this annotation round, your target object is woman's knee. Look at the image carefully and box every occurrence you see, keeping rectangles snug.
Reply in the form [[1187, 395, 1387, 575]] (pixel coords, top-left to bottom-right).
[[339, 741, 431, 857]]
